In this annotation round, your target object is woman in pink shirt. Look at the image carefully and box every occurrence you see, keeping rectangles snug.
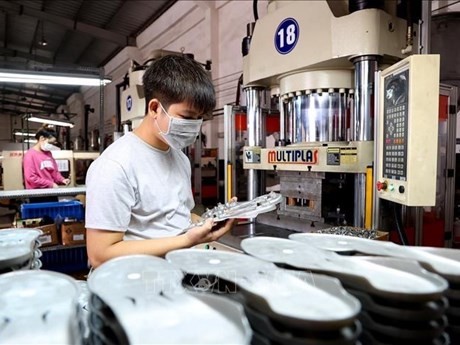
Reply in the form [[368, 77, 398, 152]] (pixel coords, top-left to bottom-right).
[[23, 126, 70, 189]]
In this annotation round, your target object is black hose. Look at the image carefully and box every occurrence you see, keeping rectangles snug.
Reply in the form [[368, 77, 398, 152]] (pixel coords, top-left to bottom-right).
[[253, 0, 259, 22], [235, 74, 243, 106], [393, 202, 408, 245]]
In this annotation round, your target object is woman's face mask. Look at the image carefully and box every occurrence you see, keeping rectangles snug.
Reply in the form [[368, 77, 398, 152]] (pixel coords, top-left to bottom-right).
[[40, 139, 59, 151], [156, 103, 203, 150]]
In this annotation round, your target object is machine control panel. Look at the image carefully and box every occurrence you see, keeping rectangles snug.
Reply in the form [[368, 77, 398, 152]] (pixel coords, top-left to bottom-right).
[[382, 69, 408, 181], [376, 55, 440, 206]]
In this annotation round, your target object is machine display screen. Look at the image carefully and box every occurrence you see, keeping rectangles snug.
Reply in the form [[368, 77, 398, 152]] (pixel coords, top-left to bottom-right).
[[382, 69, 409, 181]]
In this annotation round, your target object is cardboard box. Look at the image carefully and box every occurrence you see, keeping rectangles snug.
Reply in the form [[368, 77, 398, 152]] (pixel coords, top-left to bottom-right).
[[37, 224, 59, 247], [14, 220, 59, 247], [61, 221, 86, 246]]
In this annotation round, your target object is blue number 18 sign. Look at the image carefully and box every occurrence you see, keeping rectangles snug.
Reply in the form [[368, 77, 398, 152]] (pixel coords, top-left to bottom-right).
[[274, 17, 300, 55]]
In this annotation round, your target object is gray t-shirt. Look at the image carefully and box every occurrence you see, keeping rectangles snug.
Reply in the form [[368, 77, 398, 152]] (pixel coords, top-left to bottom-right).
[[85, 132, 194, 240]]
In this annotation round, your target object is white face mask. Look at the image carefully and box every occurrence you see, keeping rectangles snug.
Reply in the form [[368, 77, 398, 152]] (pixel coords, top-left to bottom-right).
[[156, 103, 203, 150], [41, 141, 59, 151]]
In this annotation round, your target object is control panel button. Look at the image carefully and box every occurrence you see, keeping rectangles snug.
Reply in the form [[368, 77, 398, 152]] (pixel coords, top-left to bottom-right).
[[389, 184, 395, 192], [376, 181, 388, 191], [399, 186, 405, 193]]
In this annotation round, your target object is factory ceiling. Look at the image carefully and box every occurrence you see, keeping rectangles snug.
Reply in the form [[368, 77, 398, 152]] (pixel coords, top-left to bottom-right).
[[0, 0, 176, 116]]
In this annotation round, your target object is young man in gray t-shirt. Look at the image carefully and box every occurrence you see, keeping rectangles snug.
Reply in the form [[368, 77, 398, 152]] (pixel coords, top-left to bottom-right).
[[85, 55, 234, 268]]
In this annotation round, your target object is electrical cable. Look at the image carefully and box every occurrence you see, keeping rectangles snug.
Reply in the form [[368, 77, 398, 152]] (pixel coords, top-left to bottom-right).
[[393, 202, 408, 245], [253, 0, 259, 22]]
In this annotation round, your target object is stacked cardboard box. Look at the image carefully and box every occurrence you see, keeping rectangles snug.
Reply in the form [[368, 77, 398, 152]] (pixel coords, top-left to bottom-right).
[[61, 221, 86, 246]]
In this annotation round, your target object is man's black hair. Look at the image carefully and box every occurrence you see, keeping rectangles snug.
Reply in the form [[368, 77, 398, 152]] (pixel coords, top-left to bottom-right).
[[142, 54, 216, 116], [35, 125, 57, 140]]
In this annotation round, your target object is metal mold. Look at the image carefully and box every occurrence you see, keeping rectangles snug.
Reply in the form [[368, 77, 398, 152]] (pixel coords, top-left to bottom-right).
[[243, 300, 361, 345], [0, 228, 42, 271], [290, 233, 460, 283], [0, 270, 79, 344], [166, 249, 360, 330], [348, 288, 448, 322], [241, 237, 447, 301], [88, 255, 252, 344], [359, 311, 447, 341], [360, 330, 450, 345]]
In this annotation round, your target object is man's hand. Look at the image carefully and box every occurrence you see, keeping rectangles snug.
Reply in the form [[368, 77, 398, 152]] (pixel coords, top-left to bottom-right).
[[185, 218, 236, 245]]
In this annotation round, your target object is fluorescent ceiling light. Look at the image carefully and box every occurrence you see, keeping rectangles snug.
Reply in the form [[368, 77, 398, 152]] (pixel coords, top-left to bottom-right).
[[0, 70, 111, 86], [13, 131, 35, 137], [24, 139, 38, 143], [28, 116, 74, 128]]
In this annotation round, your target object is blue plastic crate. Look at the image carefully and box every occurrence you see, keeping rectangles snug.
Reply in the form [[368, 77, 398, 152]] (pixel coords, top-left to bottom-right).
[[41, 246, 89, 273], [21, 201, 84, 220]]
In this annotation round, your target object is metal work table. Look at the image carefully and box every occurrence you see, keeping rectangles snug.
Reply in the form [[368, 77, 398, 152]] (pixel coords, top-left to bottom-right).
[[0, 187, 86, 200]]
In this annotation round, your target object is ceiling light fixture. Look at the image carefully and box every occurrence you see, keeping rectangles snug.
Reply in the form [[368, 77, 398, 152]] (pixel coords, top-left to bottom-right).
[[24, 139, 38, 144], [0, 70, 112, 86], [38, 21, 48, 47], [27, 115, 74, 128], [13, 131, 35, 137]]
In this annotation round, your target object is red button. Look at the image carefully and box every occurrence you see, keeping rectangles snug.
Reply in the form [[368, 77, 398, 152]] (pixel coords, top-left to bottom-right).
[[376, 181, 387, 191]]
